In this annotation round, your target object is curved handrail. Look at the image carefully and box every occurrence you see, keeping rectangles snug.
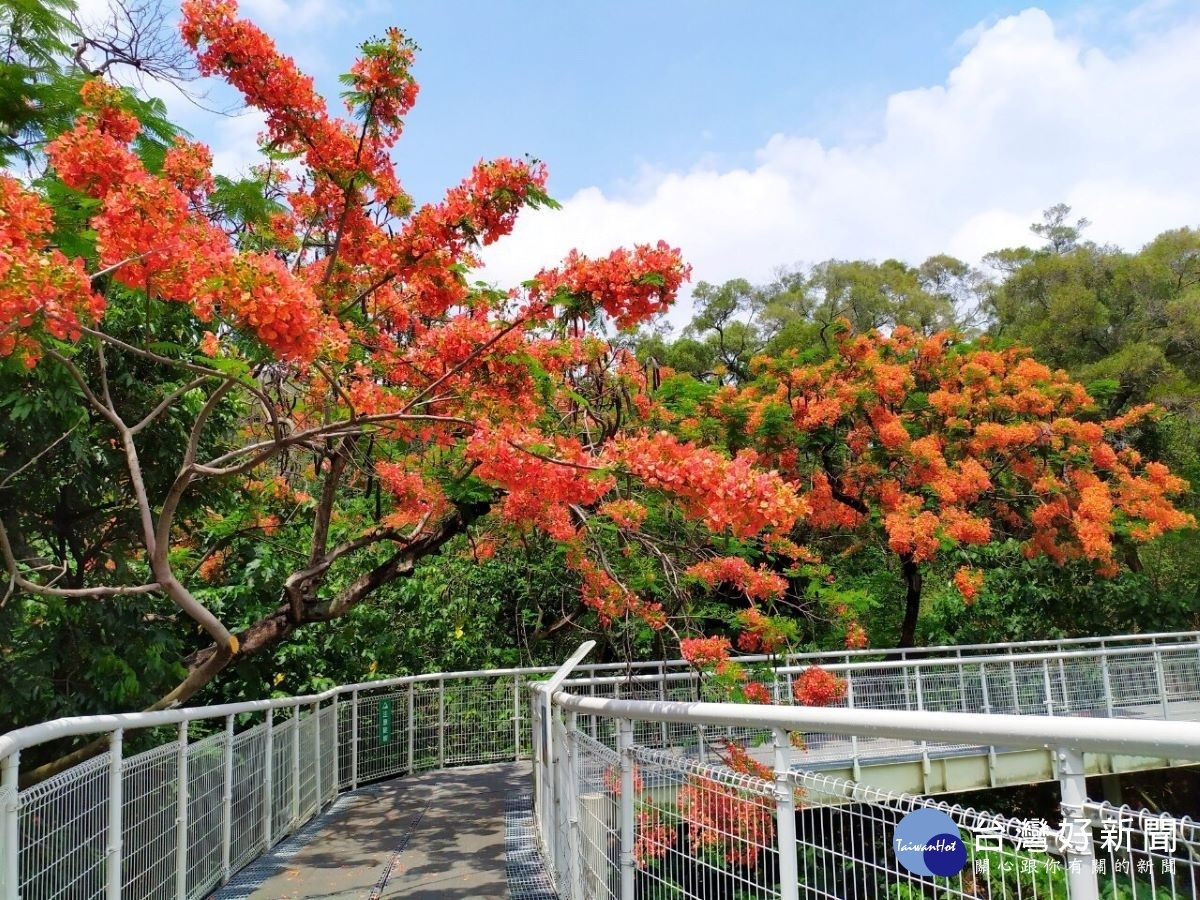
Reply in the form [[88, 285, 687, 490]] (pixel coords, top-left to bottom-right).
[[552, 691, 1200, 761]]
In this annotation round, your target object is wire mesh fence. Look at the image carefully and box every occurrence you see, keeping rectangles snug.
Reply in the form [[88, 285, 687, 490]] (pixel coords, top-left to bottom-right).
[[549, 725, 1200, 900], [17, 752, 110, 900], [1083, 803, 1200, 899]]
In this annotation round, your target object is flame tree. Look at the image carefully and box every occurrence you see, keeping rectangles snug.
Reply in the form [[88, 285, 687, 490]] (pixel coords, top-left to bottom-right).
[[0, 1, 812, 779]]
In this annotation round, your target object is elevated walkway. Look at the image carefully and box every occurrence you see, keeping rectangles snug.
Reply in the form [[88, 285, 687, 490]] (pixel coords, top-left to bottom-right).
[[214, 763, 529, 899], [4, 631, 1200, 900]]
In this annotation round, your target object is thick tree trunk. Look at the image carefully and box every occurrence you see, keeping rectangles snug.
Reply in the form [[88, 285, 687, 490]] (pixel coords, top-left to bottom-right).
[[898, 555, 922, 649]]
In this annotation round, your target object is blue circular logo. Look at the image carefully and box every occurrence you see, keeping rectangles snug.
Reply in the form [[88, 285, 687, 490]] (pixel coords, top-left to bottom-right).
[[893, 809, 967, 877]]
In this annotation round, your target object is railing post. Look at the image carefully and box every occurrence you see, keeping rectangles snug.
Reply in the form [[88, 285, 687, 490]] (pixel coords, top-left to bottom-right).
[[532, 687, 546, 849], [437, 678, 446, 770], [175, 722, 189, 900], [564, 710, 582, 900], [263, 710, 274, 849], [1100, 654, 1115, 717], [658, 663, 669, 748], [1042, 659, 1055, 715], [105, 729, 123, 900], [617, 718, 635, 900], [1153, 649, 1170, 719], [1009, 659, 1019, 712], [534, 640, 597, 882], [1058, 748, 1100, 900], [2, 750, 20, 900], [350, 690, 359, 790], [311, 701, 321, 811], [513, 675, 522, 760], [221, 714, 234, 884], [914, 665, 930, 781], [979, 663, 998, 783], [955, 648, 968, 712], [407, 682, 415, 774], [291, 705, 301, 826], [773, 728, 799, 900], [552, 712, 571, 894], [845, 671, 861, 782], [329, 695, 337, 800]]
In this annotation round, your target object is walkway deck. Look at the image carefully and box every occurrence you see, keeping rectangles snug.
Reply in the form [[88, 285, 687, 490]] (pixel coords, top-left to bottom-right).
[[214, 762, 532, 899]]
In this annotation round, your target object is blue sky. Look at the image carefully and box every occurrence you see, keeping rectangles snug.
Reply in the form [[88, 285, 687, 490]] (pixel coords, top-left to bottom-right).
[[206, 0, 1136, 203], [106, 0, 1200, 316]]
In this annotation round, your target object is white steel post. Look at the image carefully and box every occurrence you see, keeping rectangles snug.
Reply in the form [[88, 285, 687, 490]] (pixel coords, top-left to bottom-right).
[[845, 672, 861, 782], [979, 663, 998, 780], [552, 714, 568, 892], [263, 710, 274, 849], [406, 683, 415, 774], [221, 714, 234, 884], [1058, 748, 1101, 900], [1101, 654, 1115, 717], [311, 702, 321, 811], [2, 750, 20, 900], [1154, 650, 1170, 719], [291, 705, 300, 827], [773, 728, 799, 900], [175, 721, 189, 900], [544, 689, 558, 885], [658, 664, 668, 747], [914, 666, 930, 779], [105, 729, 123, 900], [955, 649, 968, 711], [437, 678, 446, 769], [513, 675, 522, 761], [1042, 659, 1056, 715], [350, 690, 359, 790], [564, 710, 581, 900], [617, 718, 635, 900], [330, 695, 338, 800], [532, 688, 545, 848]]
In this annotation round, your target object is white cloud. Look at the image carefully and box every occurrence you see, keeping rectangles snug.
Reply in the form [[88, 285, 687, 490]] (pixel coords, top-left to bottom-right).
[[478, 8, 1200, 322], [208, 110, 268, 178]]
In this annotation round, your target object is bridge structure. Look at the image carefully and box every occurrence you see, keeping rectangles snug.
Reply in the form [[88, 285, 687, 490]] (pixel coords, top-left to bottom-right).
[[1, 630, 1198, 899]]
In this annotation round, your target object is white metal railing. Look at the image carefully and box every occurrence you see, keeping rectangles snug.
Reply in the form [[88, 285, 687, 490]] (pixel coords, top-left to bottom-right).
[[2, 629, 1199, 899], [537, 657, 1200, 900]]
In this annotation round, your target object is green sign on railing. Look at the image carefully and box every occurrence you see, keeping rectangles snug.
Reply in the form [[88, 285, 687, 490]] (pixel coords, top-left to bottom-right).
[[379, 698, 393, 744]]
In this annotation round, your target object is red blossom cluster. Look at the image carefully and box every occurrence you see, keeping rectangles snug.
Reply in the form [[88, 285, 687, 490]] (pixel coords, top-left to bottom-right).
[[680, 636, 732, 668], [686, 557, 787, 601], [467, 426, 614, 540], [720, 738, 773, 780], [737, 327, 1194, 586], [597, 499, 649, 530], [573, 557, 665, 629], [733, 608, 790, 654], [531, 242, 691, 330], [0, 177, 103, 364], [616, 432, 807, 539], [792, 666, 847, 707], [843, 622, 869, 650], [741, 681, 772, 704], [678, 776, 774, 867], [634, 807, 675, 869], [44, 80, 339, 361], [375, 462, 449, 531], [953, 567, 985, 604]]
